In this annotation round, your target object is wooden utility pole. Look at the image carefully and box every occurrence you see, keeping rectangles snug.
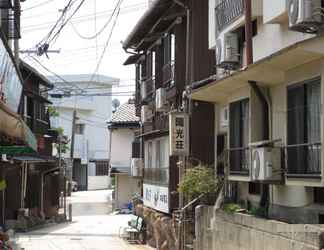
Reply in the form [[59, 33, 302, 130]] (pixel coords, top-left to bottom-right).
[[68, 109, 77, 195]]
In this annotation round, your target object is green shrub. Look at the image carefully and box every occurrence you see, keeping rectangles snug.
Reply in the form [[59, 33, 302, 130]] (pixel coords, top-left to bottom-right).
[[223, 203, 241, 214], [178, 166, 217, 200]]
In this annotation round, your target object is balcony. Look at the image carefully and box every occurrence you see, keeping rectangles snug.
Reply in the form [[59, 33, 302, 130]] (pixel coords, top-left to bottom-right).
[[162, 61, 175, 89], [286, 142, 321, 178], [144, 167, 169, 186], [140, 77, 155, 101], [215, 0, 244, 33], [229, 147, 249, 175]]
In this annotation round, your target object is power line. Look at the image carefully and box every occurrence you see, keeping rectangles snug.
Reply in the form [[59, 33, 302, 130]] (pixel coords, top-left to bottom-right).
[[21, 3, 147, 35], [87, 0, 123, 87], [22, 0, 55, 11], [69, 0, 121, 40]]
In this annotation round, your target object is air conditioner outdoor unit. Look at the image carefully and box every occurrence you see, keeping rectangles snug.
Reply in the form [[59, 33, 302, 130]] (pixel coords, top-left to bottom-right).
[[220, 106, 229, 127], [251, 147, 281, 182], [215, 32, 240, 70], [155, 88, 167, 112], [288, 0, 323, 33], [131, 158, 144, 177], [141, 105, 153, 123]]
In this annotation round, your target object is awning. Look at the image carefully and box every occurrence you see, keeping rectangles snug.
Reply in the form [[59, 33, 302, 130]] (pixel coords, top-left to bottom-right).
[[123, 54, 143, 66], [110, 165, 130, 175], [191, 36, 324, 103], [0, 101, 37, 152], [12, 156, 55, 163], [135, 129, 169, 139]]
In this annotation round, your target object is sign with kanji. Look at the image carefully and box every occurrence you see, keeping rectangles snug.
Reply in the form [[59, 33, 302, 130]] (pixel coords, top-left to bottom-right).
[[169, 112, 189, 156]]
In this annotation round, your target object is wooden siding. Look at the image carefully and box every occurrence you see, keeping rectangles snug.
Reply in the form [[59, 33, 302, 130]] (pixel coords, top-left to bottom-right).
[[191, 101, 215, 166], [189, 0, 215, 82]]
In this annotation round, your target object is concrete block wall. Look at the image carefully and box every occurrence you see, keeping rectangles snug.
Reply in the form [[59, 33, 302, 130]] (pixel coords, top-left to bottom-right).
[[211, 211, 324, 250], [194, 208, 324, 250], [194, 205, 214, 250]]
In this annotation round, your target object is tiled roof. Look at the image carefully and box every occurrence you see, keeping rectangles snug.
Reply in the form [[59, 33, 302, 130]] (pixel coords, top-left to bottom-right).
[[110, 103, 139, 124]]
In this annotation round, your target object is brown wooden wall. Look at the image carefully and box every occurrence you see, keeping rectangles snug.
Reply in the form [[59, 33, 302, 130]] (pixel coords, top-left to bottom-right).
[[189, 0, 215, 82], [190, 101, 215, 166]]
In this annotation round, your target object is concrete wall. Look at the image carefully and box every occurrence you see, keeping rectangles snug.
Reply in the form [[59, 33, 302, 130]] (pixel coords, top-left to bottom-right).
[[50, 82, 112, 161], [209, 211, 324, 250], [88, 176, 110, 190], [212, 58, 324, 220], [115, 174, 141, 209]]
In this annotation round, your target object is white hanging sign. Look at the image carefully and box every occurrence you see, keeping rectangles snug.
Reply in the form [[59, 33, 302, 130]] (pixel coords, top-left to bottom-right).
[[169, 112, 189, 156]]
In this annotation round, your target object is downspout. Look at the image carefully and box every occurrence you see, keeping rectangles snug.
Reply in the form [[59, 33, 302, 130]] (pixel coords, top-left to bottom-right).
[[244, 0, 270, 216]]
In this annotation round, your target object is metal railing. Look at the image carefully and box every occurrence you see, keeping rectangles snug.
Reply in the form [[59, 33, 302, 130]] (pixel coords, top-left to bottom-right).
[[215, 0, 244, 33], [286, 142, 321, 177], [162, 61, 175, 88], [144, 167, 169, 186], [229, 147, 250, 175]]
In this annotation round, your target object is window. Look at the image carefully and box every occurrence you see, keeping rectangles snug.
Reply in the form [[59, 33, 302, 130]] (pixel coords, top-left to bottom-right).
[[95, 161, 109, 176], [229, 98, 249, 174], [163, 33, 175, 87], [314, 187, 324, 204], [75, 124, 85, 135], [248, 183, 261, 195], [287, 78, 321, 175]]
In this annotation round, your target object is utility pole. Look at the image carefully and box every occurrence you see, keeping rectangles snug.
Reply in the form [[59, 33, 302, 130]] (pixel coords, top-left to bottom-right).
[[13, 0, 20, 65], [69, 109, 77, 195]]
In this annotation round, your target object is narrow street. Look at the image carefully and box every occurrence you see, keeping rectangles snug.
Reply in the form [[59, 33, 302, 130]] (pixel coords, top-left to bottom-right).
[[16, 190, 151, 250]]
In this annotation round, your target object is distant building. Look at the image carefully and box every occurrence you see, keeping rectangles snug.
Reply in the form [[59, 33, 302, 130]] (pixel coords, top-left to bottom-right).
[[108, 101, 141, 209], [48, 74, 119, 191]]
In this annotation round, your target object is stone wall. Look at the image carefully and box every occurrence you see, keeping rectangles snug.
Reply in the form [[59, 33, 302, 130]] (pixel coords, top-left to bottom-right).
[[135, 205, 178, 250], [210, 210, 324, 250]]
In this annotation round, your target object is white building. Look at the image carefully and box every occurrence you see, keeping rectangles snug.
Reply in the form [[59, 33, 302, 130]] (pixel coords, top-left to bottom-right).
[[49, 74, 119, 190], [108, 102, 142, 210], [190, 0, 324, 224]]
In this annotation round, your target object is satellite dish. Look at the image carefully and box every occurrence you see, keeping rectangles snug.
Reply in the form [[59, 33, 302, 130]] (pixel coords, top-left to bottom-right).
[[112, 99, 120, 112]]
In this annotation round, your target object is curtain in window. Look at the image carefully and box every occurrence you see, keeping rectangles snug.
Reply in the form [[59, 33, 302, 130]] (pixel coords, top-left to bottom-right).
[[307, 80, 321, 173], [287, 85, 306, 174], [230, 101, 243, 172]]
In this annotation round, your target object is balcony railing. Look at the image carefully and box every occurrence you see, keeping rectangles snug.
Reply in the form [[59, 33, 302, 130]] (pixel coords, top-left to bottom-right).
[[215, 0, 244, 33], [286, 142, 321, 177], [144, 167, 169, 186], [229, 147, 249, 175], [162, 61, 175, 88]]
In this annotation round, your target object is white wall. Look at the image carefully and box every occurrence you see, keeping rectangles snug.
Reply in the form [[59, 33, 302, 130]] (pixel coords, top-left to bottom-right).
[[88, 176, 110, 190], [209, 0, 314, 61], [110, 128, 135, 168], [50, 82, 112, 161], [115, 174, 141, 209]]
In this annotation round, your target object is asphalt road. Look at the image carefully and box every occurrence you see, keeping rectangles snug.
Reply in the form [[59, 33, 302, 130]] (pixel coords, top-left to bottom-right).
[[16, 190, 152, 250]]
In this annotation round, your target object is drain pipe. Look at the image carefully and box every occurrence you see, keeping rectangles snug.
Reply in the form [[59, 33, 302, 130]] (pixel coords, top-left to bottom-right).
[[248, 80, 271, 214]]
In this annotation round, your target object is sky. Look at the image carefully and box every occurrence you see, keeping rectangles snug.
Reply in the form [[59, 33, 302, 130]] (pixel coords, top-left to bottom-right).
[[19, 0, 149, 104]]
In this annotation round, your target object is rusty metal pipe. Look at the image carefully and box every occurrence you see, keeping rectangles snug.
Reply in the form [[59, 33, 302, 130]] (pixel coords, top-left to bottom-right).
[[244, 0, 253, 65]]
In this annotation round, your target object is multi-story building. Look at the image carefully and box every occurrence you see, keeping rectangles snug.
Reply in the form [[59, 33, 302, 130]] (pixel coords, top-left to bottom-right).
[[49, 74, 119, 191], [123, 0, 215, 215], [191, 0, 324, 225]]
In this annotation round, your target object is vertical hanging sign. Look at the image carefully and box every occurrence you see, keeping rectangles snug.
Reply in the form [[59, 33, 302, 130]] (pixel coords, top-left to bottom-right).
[[169, 112, 189, 156]]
